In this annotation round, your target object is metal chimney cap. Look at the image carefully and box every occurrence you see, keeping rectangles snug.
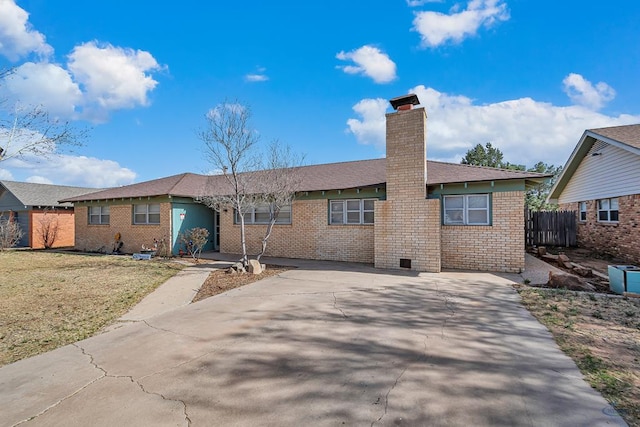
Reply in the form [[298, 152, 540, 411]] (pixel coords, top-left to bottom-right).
[[389, 94, 420, 110]]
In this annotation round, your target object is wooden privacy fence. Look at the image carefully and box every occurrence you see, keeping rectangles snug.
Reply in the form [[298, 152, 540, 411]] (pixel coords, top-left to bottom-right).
[[525, 210, 577, 247]]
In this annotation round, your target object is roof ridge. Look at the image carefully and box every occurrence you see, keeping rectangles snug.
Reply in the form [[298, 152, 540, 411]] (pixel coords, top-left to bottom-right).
[[0, 180, 99, 190]]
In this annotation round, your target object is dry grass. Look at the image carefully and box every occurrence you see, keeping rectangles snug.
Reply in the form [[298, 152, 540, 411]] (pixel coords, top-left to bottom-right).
[[0, 251, 183, 366], [192, 265, 292, 303], [517, 286, 640, 426]]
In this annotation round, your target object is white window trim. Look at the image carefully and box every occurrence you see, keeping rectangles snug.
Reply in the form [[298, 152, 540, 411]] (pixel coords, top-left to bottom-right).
[[443, 194, 490, 226], [234, 204, 292, 225], [88, 206, 109, 225], [329, 199, 376, 225], [579, 201, 587, 222], [133, 203, 161, 225], [597, 198, 619, 223]]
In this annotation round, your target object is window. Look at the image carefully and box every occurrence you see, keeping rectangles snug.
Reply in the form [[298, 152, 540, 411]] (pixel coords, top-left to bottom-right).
[[88, 206, 110, 225], [598, 198, 618, 222], [133, 204, 160, 224], [443, 194, 490, 225], [329, 199, 376, 225], [579, 201, 587, 221], [235, 204, 291, 224]]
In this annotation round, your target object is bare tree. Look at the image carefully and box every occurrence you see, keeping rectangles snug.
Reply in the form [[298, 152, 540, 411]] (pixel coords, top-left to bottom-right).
[[197, 101, 303, 268], [37, 209, 59, 249], [255, 142, 303, 262], [0, 68, 85, 162], [0, 213, 23, 251], [197, 101, 261, 268]]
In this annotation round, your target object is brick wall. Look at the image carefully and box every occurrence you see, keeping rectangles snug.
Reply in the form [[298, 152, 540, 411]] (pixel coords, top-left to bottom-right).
[[385, 108, 427, 201], [375, 198, 441, 272], [561, 194, 640, 264], [74, 203, 172, 253], [29, 209, 75, 248], [441, 191, 525, 273], [374, 106, 441, 272], [220, 199, 375, 263]]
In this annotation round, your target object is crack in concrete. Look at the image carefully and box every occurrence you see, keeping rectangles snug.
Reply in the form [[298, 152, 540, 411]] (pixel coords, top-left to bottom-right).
[[78, 342, 193, 427], [435, 282, 456, 339], [14, 343, 192, 427], [371, 341, 428, 427], [12, 345, 107, 426], [371, 365, 408, 426], [333, 292, 349, 318]]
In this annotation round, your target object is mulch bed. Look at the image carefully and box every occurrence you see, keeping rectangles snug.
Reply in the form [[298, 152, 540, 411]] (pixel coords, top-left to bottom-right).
[[192, 265, 292, 303]]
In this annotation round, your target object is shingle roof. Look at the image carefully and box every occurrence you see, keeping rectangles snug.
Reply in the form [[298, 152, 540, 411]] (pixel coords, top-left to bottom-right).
[[62, 159, 548, 202], [0, 180, 101, 207], [548, 123, 640, 201], [588, 124, 640, 150]]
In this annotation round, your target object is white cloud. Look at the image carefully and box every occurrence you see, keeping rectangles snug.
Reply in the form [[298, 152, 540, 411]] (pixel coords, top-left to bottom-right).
[[562, 73, 615, 110], [345, 98, 389, 148], [25, 175, 52, 184], [346, 84, 640, 168], [3, 153, 136, 187], [1, 62, 83, 118], [67, 41, 162, 119], [0, 168, 13, 180], [245, 73, 268, 82], [412, 0, 509, 48], [0, 0, 52, 61], [407, 0, 443, 6], [336, 45, 397, 84]]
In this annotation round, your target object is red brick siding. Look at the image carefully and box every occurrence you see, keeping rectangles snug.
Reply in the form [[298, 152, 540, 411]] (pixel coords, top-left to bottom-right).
[[561, 194, 640, 264], [29, 209, 75, 248]]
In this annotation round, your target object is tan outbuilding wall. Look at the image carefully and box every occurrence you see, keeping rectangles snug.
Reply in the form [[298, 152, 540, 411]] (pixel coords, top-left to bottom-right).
[[441, 191, 525, 273], [219, 199, 375, 263], [74, 203, 172, 253]]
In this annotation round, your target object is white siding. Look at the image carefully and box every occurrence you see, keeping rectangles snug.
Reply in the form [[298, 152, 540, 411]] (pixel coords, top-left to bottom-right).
[[558, 141, 640, 204]]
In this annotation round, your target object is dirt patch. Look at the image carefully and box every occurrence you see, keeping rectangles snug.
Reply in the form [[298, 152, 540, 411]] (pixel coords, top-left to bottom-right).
[[533, 247, 633, 293], [192, 265, 293, 303], [517, 286, 640, 426]]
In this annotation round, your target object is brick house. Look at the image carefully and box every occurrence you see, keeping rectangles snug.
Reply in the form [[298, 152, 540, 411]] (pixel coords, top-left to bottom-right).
[[548, 124, 640, 264], [63, 95, 548, 273], [0, 180, 100, 249]]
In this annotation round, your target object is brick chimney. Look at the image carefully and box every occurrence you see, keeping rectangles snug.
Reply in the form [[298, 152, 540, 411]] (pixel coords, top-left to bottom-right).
[[374, 93, 441, 273], [385, 94, 426, 201]]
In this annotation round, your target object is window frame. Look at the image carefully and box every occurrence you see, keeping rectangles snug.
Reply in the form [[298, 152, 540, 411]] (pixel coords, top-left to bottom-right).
[[443, 194, 490, 226], [597, 198, 619, 223], [133, 203, 161, 225], [579, 201, 587, 222], [234, 203, 292, 225], [88, 206, 110, 225], [329, 199, 376, 225]]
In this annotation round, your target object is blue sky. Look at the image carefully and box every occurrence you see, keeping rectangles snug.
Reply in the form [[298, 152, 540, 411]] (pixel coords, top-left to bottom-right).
[[0, 0, 639, 188]]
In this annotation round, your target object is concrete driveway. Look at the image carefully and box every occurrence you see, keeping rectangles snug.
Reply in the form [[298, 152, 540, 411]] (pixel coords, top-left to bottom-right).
[[0, 262, 626, 426]]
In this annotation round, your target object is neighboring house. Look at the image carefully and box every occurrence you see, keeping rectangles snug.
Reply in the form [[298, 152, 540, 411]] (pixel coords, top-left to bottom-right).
[[63, 95, 548, 273], [548, 124, 640, 264], [0, 181, 101, 249]]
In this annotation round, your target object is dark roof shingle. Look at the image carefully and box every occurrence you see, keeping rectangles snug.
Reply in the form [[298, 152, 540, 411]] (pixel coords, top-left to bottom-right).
[[0, 180, 101, 207], [589, 124, 640, 150], [62, 159, 548, 202]]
